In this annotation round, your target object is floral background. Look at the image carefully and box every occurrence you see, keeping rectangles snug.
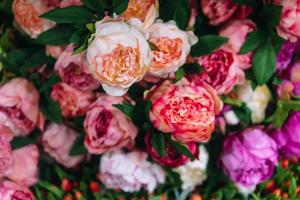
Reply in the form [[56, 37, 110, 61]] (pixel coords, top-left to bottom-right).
[[0, 0, 300, 199]]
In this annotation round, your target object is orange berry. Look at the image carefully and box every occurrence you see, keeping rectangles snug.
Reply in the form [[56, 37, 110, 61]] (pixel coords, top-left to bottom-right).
[[61, 178, 72, 192], [282, 193, 288, 199], [89, 181, 100, 193], [63, 195, 73, 200], [161, 193, 167, 200], [117, 198, 125, 200], [272, 189, 282, 197], [284, 181, 290, 188], [282, 159, 289, 169], [189, 193, 203, 200], [74, 191, 83, 200], [265, 180, 275, 191], [296, 186, 300, 195]]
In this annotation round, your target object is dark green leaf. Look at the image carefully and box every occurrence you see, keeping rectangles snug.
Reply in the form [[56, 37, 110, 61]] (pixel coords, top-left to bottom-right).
[[113, 101, 135, 119], [2, 49, 35, 73], [0, 0, 12, 13], [69, 133, 88, 156], [183, 63, 204, 74], [174, 0, 190, 30], [81, 0, 105, 15], [174, 67, 185, 83], [152, 132, 166, 157], [36, 25, 76, 45], [262, 4, 283, 28], [239, 30, 266, 54], [271, 103, 289, 128], [37, 181, 64, 198], [191, 35, 228, 57], [70, 28, 89, 45], [113, 0, 129, 15], [73, 34, 92, 54], [41, 97, 62, 124], [40, 6, 94, 24], [21, 50, 54, 71], [166, 136, 195, 160], [148, 41, 159, 51], [11, 137, 35, 149], [252, 38, 276, 85]]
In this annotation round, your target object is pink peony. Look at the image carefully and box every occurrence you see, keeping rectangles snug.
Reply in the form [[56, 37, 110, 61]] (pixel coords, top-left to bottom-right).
[[54, 45, 100, 91], [100, 149, 166, 193], [188, 49, 245, 94], [0, 125, 13, 177], [42, 123, 84, 168], [12, 0, 55, 38], [7, 145, 39, 187], [274, 0, 300, 42], [51, 83, 95, 118], [0, 78, 44, 136], [84, 94, 138, 154], [0, 180, 34, 200], [45, 0, 82, 8], [45, 45, 65, 59], [145, 79, 222, 143], [219, 19, 256, 69]]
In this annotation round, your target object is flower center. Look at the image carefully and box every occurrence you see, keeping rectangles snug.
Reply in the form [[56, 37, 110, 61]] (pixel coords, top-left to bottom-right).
[[95, 109, 113, 139], [150, 37, 183, 67]]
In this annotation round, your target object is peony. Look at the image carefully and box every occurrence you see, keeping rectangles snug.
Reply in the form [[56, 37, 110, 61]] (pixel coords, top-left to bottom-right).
[[0, 180, 35, 200], [201, 0, 252, 26], [7, 145, 39, 187], [84, 94, 138, 154], [100, 149, 166, 193], [87, 17, 151, 96], [45, 0, 82, 8], [173, 146, 209, 190], [12, 0, 55, 38], [219, 128, 278, 189], [219, 19, 256, 69], [274, 0, 300, 42], [0, 125, 13, 177], [0, 78, 44, 136], [270, 111, 300, 158], [145, 79, 222, 143], [148, 20, 198, 78], [54, 45, 100, 91], [188, 49, 245, 94], [276, 40, 300, 71], [145, 133, 199, 168], [237, 81, 272, 123], [42, 123, 84, 168], [122, 0, 159, 28], [51, 82, 95, 118]]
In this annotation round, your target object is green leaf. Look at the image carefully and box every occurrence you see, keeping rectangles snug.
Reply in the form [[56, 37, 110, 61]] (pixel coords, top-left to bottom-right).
[[165, 136, 195, 160], [39, 75, 60, 93], [11, 137, 35, 150], [73, 34, 92, 54], [191, 35, 228, 57], [174, 67, 185, 83], [113, 0, 129, 15], [174, 0, 190, 30], [183, 63, 204, 74], [40, 6, 94, 24], [86, 23, 96, 33], [69, 133, 88, 156], [41, 96, 63, 124], [252, 193, 262, 200], [289, 177, 297, 198], [148, 41, 159, 51], [239, 30, 266, 54], [252, 38, 276, 85], [271, 103, 289, 128], [81, 0, 105, 15], [113, 101, 135, 119], [152, 132, 166, 157], [21, 50, 54, 71], [221, 96, 244, 107], [35, 25, 76, 45], [70, 28, 89, 45], [262, 5, 282, 28], [37, 181, 64, 198]]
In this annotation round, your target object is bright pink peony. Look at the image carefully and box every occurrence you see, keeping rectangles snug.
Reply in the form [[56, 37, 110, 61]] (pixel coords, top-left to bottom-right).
[[201, 0, 252, 26], [146, 79, 222, 143], [145, 133, 199, 167], [45, 0, 82, 8], [274, 0, 300, 42], [0, 180, 34, 200], [12, 0, 54, 38], [42, 123, 84, 168], [84, 94, 138, 154], [51, 83, 95, 118], [0, 78, 44, 136], [219, 128, 278, 188], [100, 149, 166, 193], [7, 145, 39, 187], [188, 49, 245, 94], [0, 125, 13, 177], [219, 19, 256, 69], [54, 45, 100, 91]]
